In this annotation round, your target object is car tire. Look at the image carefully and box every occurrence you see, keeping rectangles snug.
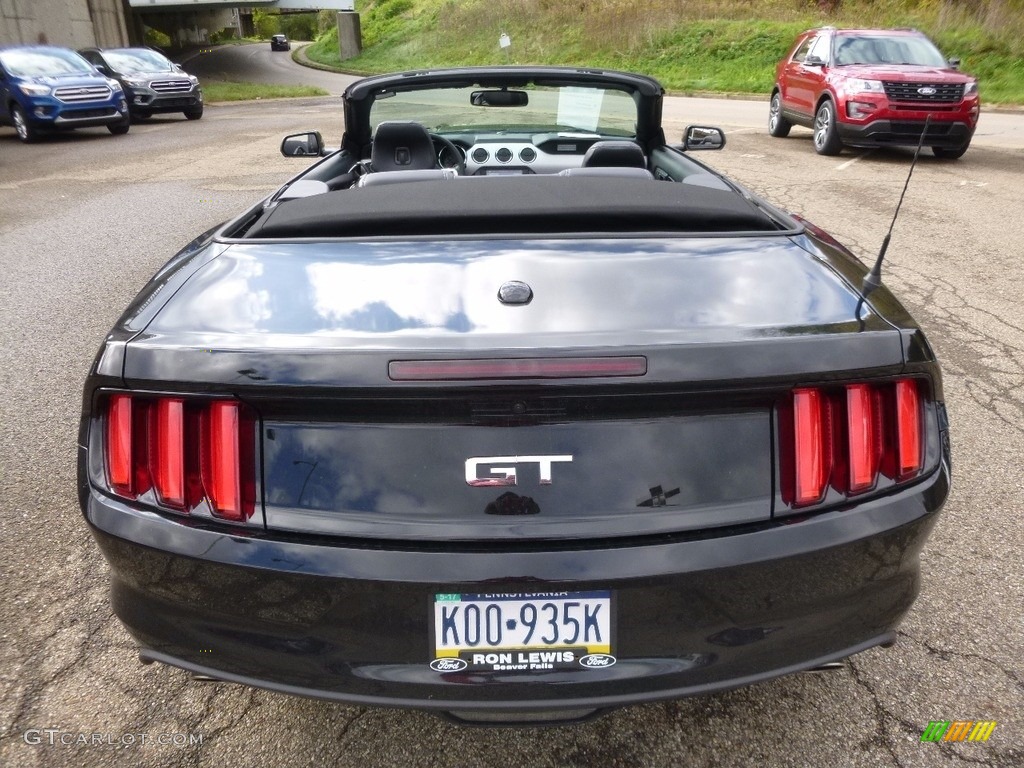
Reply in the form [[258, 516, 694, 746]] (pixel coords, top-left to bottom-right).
[[108, 117, 130, 135], [768, 92, 792, 138], [931, 142, 970, 160], [11, 104, 38, 143], [184, 106, 203, 120], [813, 100, 843, 156]]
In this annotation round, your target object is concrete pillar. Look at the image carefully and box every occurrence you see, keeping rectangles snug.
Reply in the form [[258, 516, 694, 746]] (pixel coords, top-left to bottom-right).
[[87, 0, 130, 47], [337, 11, 361, 61], [0, 0, 34, 47], [0, 0, 128, 47]]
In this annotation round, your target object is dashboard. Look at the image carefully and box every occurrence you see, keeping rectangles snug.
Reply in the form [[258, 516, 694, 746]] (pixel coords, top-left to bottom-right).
[[438, 133, 637, 176]]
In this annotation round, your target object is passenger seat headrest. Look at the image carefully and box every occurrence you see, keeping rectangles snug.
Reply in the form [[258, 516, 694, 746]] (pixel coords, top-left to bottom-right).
[[582, 141, 647, 169]]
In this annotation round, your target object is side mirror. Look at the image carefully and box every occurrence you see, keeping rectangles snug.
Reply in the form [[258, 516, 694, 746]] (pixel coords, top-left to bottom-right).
[[948, 57, 961, 70], [95, 64, 111, 75], [281, 131, 324, 158], [804, 55, 825, 67], [682, 125, 726, 151]]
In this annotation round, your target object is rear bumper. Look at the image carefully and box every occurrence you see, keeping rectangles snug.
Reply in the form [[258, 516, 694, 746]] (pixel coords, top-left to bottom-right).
[[85, 463, 948, 720], [139, 632, 893, 724]]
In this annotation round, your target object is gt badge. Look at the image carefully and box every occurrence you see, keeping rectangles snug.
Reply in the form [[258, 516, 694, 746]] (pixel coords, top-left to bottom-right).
[[465, 455, 573, 487]]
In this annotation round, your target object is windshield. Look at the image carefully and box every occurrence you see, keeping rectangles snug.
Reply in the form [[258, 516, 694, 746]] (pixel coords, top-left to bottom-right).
[[369, 84, 639, 137], [833, 35, 948, 67], [0, 48, 95, 77], [104, 48, 175, 74]]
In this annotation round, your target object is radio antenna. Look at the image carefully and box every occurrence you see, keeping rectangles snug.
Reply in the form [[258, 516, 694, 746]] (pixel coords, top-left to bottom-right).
[[861, 114, 932, 298]]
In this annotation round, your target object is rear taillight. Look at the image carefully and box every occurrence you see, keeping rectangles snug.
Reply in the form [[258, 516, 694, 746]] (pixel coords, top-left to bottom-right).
[[782, 378, 925, 508], [792, 388, 831, 506], [102, 394, 256, 521], [152, 398, 186, 508], [846, 384, 882, 493], [203, 400, 247, 519], [895, 379, 923, 479], [106, 393, 134, 496]]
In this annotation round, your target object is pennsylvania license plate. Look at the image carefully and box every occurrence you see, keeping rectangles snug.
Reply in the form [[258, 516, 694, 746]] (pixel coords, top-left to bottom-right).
[[431, 590, 614, 672]]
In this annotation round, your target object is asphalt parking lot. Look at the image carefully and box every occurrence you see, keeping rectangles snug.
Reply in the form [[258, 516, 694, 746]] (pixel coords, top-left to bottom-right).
[[1, 74, 1022, 766]]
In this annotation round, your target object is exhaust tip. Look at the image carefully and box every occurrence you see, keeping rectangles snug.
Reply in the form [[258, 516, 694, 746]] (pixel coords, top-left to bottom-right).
[[803, 661, 846, 673], [138, 649, 224, 682]]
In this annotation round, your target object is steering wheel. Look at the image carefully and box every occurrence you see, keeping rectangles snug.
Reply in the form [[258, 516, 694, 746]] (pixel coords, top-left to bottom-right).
[[431, 133, 466, 175]]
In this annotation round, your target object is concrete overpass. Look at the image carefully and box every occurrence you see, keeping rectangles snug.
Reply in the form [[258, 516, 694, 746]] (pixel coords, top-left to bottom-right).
[[1, 1, 353, 48], [125, 1, 354, 46]]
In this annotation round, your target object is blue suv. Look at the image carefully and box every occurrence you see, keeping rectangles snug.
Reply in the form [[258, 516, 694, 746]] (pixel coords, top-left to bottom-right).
[[0, 45, 130, 143]]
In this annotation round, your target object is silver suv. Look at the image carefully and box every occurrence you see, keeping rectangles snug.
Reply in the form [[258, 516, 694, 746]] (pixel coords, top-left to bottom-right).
[[79, 47, 203, 121]]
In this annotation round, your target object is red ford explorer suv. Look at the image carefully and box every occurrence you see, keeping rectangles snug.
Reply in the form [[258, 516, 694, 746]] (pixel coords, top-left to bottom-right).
[[769, 27, 979, 158]]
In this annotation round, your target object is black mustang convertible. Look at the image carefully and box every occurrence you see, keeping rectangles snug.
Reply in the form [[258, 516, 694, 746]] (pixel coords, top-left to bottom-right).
[[79, 66, 950, 725]]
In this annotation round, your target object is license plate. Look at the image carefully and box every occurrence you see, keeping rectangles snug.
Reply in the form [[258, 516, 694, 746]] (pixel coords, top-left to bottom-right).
[[431, 591, 614, 672]]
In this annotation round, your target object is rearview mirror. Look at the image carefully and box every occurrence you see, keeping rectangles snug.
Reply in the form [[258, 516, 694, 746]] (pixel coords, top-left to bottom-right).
[[471, 89, 529, 107], [281, 131, 324, 158], [683, 126, 726, 151]]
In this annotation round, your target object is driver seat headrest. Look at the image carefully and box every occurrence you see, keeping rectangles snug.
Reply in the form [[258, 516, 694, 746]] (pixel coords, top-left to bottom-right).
[[371, 121, 437, 172]]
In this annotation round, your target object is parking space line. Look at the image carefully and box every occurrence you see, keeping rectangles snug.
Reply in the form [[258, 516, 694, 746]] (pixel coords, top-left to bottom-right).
[[836, 151, 873, 170]]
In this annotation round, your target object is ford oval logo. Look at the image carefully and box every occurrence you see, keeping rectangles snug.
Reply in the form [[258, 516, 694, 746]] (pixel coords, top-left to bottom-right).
[[497, 280, 533, 305], [917, 86, 937, 96], [579, 654, 617, 668], [429, 657, 468, 672]]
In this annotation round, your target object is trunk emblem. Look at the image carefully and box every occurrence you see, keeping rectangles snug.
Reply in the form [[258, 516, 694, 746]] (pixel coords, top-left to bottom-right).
[[466, 455, 572, 486], [497, 280, 533, 305]]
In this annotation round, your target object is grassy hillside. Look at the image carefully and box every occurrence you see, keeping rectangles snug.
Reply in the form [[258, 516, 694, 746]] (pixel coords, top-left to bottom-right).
[[305, 0, 1024, 104]]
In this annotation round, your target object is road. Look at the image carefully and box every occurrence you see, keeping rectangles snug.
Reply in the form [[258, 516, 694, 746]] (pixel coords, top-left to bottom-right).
[[0, 44, 1022, 768], [185, 41, 356, 95]]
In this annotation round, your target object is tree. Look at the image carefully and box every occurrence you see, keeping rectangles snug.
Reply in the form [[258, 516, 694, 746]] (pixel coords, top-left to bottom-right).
[[252, 10, 280, 40]]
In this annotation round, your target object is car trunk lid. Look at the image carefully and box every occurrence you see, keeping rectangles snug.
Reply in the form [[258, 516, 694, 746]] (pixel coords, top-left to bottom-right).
[[123, 237, 905, 540]]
